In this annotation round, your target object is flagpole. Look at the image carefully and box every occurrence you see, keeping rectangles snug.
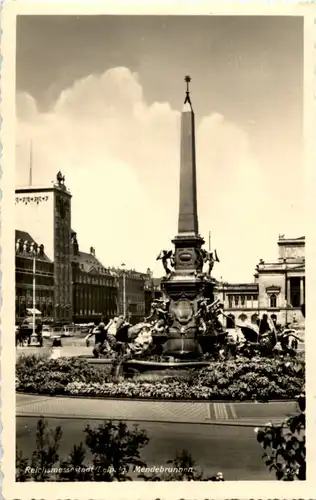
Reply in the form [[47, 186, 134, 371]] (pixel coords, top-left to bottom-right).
[[208, 231, 211, 252], [29, 140, 33, 187], [123, 272, 126, 318]]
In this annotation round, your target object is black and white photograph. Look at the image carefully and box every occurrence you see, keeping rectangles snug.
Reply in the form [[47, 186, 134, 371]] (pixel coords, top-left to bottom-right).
[[1, 3, 314, 497]]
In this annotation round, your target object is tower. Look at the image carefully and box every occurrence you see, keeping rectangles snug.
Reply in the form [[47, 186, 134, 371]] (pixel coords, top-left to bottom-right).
[[15, 172, 73, 323]]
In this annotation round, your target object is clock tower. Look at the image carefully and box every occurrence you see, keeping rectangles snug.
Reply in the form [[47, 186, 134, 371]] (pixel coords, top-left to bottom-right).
[[53, 172, 72, 323], [15, 172, 73, 323]]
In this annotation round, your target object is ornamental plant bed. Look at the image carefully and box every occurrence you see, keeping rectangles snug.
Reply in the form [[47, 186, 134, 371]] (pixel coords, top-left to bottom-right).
[[16, 353, 305, 401]]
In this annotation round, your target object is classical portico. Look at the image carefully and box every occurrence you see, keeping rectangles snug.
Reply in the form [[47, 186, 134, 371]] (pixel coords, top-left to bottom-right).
[[217, 235, 305, 328]]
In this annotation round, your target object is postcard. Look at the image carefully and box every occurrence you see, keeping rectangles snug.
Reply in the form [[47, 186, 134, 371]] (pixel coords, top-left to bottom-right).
[[1, 1, 316, 499]]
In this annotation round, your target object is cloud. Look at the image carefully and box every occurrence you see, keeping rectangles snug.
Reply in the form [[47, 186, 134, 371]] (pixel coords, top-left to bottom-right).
[[16, 67, 300, 281]]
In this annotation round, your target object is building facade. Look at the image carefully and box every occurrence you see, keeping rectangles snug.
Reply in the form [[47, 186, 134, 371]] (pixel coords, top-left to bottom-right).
[[255, 235, 305, 325], [15, 230, 54, 322], [15, 173, 73, 323], [112, 268, 148, 324], [217, 235, 305, 328], [217, 282, 259, 328], [71, 232, 118, 323], [144, 274, 163, 317]]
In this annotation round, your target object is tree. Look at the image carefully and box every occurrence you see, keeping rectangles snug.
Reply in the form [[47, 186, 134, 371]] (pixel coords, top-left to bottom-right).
[[256, 391, 305, 480], [86, 421, 149, 481], [59, 443, 92, 481], [16, 419, 224, 482], [16, 417, 62, 482]]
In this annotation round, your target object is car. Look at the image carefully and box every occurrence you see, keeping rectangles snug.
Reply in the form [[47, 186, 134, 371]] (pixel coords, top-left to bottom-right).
[[42, 325, 52, 338]]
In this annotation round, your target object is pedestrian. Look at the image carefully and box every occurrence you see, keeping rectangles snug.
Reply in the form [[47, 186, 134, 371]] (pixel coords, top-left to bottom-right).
[[36, 319, 43, 347], [85, 321, 98, 347], [259, 314, 270, 335], [93, 322, 112, 358]]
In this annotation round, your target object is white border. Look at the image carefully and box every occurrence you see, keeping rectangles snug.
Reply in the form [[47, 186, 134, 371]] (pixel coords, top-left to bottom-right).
[[1, 1, 316, 499]]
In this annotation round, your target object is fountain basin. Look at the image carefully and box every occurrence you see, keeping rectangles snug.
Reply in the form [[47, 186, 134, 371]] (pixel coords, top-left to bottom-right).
[[79, 355, 211, 377], [125, 359, 210, 370]]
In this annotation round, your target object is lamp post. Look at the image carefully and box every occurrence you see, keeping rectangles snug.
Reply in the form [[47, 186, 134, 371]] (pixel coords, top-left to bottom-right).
[[32, 250, 36, 336], [120, 263, 127, 318], [283, 260, 288, 325]]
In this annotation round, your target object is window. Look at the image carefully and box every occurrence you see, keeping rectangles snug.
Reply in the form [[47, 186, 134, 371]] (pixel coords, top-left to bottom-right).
[[241, 295, 245, 306], [270, 293, 277, 308], [234, 295, 239, 306], [251, 313, 259, 325], [289, 278, 301, 307]]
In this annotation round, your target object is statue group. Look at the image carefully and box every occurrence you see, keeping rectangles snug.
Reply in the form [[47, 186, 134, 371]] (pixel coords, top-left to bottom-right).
[[156, 248, 219, 279]]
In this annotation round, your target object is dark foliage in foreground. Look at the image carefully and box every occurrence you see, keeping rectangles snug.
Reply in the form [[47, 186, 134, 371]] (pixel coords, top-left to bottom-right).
[[16, 418, 223, 482], [17, 395, 306, 482], [256, 391, 305, 480]]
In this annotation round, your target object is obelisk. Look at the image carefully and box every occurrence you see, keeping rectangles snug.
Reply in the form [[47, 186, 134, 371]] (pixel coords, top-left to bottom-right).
[[172, 76, 204, 275], [178, 75, 199, 236]]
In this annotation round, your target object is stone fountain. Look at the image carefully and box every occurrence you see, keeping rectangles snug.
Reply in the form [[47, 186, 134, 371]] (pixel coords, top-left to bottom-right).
[[123, 77, 226, 374], [84, 77, 226, 376]]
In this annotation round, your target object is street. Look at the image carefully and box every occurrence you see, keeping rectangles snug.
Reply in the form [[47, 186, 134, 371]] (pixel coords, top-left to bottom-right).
[[16, 394, 298, 480], [16, 416, 272, 481], [16, 394, 298, 424]]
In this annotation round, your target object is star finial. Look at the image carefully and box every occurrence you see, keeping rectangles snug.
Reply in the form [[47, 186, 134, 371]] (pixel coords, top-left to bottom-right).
[[184, 75, 192, 104]]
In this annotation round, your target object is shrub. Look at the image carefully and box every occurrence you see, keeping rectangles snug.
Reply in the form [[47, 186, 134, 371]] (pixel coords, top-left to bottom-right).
[[256, 391, 305, 480], [16, 354, 109, 394], [59, 421, 149, 481], [16, 354, 305, 401], [16, 418, 62, 481], [16, 418, 222, 482]]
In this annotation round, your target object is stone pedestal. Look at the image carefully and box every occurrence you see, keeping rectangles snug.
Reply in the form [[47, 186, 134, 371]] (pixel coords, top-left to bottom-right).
[[161, 273, 215, 358], [30, 333, 39, 346], [161, 234, 215, 358]]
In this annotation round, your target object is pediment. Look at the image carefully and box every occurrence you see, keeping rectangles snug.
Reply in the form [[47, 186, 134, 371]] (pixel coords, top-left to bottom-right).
[[265, 285, 281, 294]]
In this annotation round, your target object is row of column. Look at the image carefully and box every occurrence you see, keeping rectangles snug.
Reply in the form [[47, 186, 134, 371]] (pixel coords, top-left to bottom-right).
[[286, 277, 305, 306]]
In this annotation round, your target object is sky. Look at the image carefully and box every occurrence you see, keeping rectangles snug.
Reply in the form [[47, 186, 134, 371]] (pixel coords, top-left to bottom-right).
[[15, 15, 304, 282]]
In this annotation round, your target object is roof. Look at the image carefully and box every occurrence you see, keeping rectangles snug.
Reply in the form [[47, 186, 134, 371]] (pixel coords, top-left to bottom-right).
[[72, 250, 114, 276], [144, 277, 162, 288], [278, 236, 305, 244], [15, 229, 52, 262], [15, 230, 36, 244], [26, 308, 42, 315], [219, 282, 259, 291], [15, 184, 71, 196], [110, 267, 149, 279]]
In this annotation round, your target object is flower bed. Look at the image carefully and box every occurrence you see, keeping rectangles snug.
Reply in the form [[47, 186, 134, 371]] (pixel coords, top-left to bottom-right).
[[16, 354, 108, 394], [16, 353, 305, 401]]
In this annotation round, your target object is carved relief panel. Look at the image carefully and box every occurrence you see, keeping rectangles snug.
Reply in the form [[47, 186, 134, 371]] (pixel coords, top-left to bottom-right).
[[175, 247, 198, 270]]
